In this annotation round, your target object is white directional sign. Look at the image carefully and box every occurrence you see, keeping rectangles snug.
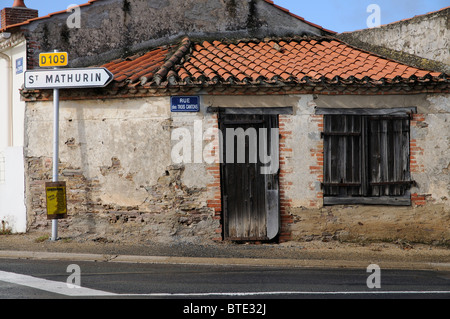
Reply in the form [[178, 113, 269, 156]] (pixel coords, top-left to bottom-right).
[[24, 68, 114, 89]]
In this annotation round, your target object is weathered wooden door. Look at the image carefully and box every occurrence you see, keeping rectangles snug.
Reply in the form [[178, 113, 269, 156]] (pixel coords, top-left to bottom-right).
[[220, 113, 279, 241]]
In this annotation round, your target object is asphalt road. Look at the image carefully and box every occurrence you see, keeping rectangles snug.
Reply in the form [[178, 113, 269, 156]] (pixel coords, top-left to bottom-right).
[[1, 258, 449, 302]]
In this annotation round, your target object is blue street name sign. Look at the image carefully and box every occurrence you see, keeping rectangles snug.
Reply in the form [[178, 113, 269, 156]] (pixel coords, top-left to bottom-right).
[[171, 96, 200, 112]]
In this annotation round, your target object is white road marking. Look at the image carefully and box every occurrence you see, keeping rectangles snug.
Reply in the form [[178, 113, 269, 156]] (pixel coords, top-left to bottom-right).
[[0, 270, 116, 297], [119, 290, 450, 297], [1, 270, 449, 297]]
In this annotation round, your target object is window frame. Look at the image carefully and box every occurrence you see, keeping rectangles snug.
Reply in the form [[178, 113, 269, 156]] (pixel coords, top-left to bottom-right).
[[316, 107, 416, 206]]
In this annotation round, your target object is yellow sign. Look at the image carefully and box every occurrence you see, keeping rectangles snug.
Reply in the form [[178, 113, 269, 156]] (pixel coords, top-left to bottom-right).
[[46, 182, 68, 220], [39, 52, 68, 68]]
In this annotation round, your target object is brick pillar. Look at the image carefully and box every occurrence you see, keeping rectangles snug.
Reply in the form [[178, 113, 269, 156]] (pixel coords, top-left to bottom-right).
[[1, 6, 38, 29], [309, 115, 324, 208], [205, 114, 223, 241], [410, 113, 429, 207], [279, 115, 293, 242]]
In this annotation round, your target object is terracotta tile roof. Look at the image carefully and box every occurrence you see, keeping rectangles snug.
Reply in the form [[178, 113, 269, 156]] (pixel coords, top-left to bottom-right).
[[102, 37, 191, 88], [179, 38, 446, 85], [104, 37, 446, 91], [22, 36, 448, 100], [103, 46, 173, 87]]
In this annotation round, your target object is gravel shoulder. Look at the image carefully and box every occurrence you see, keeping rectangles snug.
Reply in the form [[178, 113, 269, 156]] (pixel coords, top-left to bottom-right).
[[0, 230, 449, 271]]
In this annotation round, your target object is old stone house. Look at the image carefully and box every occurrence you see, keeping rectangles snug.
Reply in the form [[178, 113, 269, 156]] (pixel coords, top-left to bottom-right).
[[1, 0, 449, 244]]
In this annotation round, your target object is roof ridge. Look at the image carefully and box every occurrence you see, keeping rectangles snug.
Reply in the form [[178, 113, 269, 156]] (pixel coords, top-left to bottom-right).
[[187, 35, 337, 46], [152, 37, 191, 85]]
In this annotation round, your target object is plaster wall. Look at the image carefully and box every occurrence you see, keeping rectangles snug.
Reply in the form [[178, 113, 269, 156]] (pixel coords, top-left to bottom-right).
[[0, 40, 27, 234], [25, 96, 219, 242], [0, 147, 26, 233]]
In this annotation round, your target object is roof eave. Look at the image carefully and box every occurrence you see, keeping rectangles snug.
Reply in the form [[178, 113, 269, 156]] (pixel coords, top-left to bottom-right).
[[21, 80, 449, 102]]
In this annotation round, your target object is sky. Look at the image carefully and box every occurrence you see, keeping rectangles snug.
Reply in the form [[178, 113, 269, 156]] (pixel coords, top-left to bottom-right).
[[17, 0, 450, 33]]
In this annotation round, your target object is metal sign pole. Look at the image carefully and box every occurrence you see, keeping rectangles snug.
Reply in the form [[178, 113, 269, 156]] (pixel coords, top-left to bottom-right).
[[23, 50, 113, 242], [51, 51, 60, 241]]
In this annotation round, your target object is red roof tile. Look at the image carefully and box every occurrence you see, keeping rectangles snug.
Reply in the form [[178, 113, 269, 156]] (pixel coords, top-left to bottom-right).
[[98, 36, 447, 93], [102, 46, 173, 85], [172, 38, 446, 86]]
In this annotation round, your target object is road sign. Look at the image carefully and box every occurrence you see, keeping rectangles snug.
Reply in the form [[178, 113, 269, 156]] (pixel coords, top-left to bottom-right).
[[45, 182, 68, 220], [39, 52, 69, 67], [171, 96, 200, 112], [24, 68, 114, 89]]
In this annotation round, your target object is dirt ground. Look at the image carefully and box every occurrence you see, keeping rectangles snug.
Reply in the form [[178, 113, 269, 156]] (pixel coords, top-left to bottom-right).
[[0, 229, 449, 270]]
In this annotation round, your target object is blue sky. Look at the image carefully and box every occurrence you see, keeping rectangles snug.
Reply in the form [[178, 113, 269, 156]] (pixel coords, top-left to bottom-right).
[[24, 0, 450, 33]]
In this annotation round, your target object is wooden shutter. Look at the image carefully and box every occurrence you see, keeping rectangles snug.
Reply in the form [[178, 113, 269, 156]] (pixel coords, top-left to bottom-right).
[[368, 116, 410, 197], [323, 113, 412, 205], [323, 115, 362, 197]]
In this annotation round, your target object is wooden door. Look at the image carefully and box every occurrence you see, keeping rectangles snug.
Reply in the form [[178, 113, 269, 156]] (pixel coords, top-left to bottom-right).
[[220, 113, 279, 241]]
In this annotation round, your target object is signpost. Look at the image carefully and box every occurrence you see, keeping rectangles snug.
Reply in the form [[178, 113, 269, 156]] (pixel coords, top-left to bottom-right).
[[24, 51, 114, 241]]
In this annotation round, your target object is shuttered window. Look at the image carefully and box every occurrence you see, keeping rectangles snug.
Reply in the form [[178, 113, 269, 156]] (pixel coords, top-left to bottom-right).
[[318, 108, 414, 206]]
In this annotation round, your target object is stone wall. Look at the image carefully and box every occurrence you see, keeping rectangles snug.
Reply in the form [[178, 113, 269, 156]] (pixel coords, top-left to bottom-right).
[[24, 97, 220, 243], [290, 204, 450, 245], [337, 7, 449, 73], [16, 0, 330, 69]]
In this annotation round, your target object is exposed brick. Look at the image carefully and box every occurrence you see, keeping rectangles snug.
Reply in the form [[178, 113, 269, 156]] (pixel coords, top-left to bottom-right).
[[1, 7, 38, 29], [204, 116, 223, 240], [278, 115, 294, 242]]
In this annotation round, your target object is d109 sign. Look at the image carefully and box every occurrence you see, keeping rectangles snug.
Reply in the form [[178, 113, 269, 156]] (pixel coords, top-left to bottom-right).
[[39, 52, 69, 68]]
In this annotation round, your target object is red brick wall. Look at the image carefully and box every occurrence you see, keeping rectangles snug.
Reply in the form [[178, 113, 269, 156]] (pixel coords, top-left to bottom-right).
[[279, 115, 294, 242], [308, 115, 324, 208], [1, 7, 38, 29], [205, 114, 223, 241], [410, 114, 425, 174], [410, 113, 429, 207]]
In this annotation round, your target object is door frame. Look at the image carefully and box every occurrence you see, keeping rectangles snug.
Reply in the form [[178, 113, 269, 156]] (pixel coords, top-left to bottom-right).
[[216, 107, 291, 241]]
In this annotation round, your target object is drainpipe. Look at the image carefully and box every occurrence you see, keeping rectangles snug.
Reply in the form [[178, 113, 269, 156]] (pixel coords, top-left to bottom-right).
[[0, 51, 13, 147]]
